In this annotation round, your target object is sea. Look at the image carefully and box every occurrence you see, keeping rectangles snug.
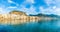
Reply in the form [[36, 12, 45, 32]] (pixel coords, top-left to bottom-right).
[[0, 20, 60, 32]]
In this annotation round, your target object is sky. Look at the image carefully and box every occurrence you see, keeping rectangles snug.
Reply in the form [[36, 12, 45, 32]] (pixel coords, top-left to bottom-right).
[[0, 0, 60, 15]]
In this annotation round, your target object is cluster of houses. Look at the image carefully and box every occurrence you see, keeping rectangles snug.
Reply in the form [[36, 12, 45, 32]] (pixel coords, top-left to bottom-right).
[[0, 11, 40, 25]]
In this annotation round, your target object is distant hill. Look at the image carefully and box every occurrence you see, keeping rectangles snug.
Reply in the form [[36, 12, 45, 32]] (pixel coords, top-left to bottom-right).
[[29, 13, 60, 18], [9, 10, 27, 16]]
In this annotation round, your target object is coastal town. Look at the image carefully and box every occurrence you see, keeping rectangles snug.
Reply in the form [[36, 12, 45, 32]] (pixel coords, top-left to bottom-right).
[[0, 10, 56, 25]]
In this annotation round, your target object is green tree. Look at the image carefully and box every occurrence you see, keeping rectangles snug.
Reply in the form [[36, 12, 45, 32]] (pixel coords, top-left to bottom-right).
[[9, 10, 27, 16]]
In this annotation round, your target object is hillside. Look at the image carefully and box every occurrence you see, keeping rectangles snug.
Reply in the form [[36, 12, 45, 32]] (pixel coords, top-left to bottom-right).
[[29, 13, 60, 18]]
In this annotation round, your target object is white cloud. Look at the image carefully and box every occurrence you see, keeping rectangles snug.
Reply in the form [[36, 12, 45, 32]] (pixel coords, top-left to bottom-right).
[[8, 0, 14, 3], [0, 8, 3, 12], [45, 0, 60, 7], [0, 5, 10, 14], [20, 5, 38, 15], [44, 0, 55, 6], [39, 6, 53, 14], [39, 6, 60, 15], [38, 0, 60, 16], [8, 6, 17, 8], [8, 0, 15, 3], [21, 0, 35, 6], [19, 0, 37, 15], [25, 0, 35, 4], [7, 0, 19, 6], [0, 7, 8, 14]]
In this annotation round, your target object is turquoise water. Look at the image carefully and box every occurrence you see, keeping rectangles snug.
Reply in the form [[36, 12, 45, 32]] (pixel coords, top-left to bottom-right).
[[0, 20, 60, 32]]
